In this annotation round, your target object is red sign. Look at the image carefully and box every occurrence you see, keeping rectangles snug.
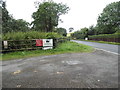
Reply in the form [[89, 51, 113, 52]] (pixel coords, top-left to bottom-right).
[[36, 39, 43, 46]]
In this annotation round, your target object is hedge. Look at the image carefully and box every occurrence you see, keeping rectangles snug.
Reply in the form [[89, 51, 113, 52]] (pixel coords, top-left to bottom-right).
[[88, 33, 120, 42], [89, 33, 120, 39], [2, 31, 63, 40]]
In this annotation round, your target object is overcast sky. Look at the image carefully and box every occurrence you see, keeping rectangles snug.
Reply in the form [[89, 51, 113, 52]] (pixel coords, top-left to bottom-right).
[[6, 0, 119, 32]]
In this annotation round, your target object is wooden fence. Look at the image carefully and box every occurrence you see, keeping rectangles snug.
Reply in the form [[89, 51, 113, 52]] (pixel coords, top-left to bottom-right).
[[1, 38, 70, 53]]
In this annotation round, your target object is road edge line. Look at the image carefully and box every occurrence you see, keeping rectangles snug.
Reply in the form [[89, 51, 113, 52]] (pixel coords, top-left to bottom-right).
[[95, 48, 120, 55]]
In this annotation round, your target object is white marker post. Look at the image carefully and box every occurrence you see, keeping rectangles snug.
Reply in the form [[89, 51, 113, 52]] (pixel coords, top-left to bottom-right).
[[3, 41, 8, 49], [85, 37, 88, 40]]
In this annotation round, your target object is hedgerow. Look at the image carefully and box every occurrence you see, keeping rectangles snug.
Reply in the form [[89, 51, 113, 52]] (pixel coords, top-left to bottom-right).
[[2, 31, 63, 40], [89, 33, 120, 39]]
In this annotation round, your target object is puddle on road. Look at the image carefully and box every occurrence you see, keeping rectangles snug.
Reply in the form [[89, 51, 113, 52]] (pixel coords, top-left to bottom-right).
[[62, 60, 83, 65]]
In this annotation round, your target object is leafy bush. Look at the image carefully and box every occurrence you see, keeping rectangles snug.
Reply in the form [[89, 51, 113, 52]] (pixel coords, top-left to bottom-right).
[[46, 32, 62, 39], [2, 31, 63, 40], [89, 33, 120, 39]]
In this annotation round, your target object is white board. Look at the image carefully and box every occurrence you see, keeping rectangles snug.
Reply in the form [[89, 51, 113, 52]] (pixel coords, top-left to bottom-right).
[[43, 39, 53, 47]]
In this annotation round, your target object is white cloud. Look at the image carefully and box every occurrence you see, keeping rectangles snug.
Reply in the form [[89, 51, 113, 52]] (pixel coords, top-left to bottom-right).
[[6, 0, 119, 32]]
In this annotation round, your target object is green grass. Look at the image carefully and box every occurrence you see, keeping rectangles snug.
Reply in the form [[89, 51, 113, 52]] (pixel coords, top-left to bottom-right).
[[77, 39, 120, 45], [1, 41, 94, 61]]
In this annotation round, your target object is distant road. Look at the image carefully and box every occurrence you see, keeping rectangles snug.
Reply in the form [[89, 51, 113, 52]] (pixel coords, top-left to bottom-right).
[[71, 40, 119, 55]]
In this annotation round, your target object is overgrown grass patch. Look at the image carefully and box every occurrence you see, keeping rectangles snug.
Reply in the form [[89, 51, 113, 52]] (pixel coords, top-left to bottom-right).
[[1, 41, 94, 61]]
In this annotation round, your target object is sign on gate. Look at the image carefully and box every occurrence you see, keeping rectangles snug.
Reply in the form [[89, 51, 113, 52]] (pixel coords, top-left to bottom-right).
[[36, 39, 53, 50], [43, 39, 53, 50], [36, 39, 43, 46], [43, 39, 53, 47]]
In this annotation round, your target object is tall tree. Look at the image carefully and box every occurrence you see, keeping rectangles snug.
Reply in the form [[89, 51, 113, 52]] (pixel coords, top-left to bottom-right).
[[80, 27, 88, 38], [71, 30, 83, 39], [1, 1, 30, 33], [69, 27, 74, 32], [10, 19, 30, 32], [32, 1, 69, 32], [2, 1, 12, 33], [88, 25, 95, 35], [0, 2, 2, 32], [71, 27, 88, 39], [55, 27, 67, 36], [97, 1, 120, 34]]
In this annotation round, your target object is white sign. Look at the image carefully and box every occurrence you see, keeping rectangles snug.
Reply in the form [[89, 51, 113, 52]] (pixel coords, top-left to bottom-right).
[[85, 38, 88, 40], [3, 41, 8, 48], [43, 39, 53, 47]]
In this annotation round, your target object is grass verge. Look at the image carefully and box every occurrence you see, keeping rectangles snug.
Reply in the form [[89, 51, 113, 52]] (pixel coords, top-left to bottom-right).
[[1, 41, 94, 61], [77, 39, 120, 45]]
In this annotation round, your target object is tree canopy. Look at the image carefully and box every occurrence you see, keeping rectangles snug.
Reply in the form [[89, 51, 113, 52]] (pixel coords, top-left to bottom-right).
[[54, 27, 67, 36], [9, 19, 30, 32], [1, 1, 30, 33], [71, 27, 88, 39], [32, 1, 69, 32], [69, 27, 74, 32], [1, 1, 12, 33], [0, 2, 2, 32], [96, 1, 120, 34]]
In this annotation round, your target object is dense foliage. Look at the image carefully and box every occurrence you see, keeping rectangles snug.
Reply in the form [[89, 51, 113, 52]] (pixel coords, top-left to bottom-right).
[[89, 33, 120, 39], [71, 1, 120, 40], [88, 25, 96, 35], [0, 4, 2, 32], [32, 1, 69, 32], [1, 0, 69, 39], [54, 27, 67, 36], [1, 1, 30, 33], [88, 33, 120, 42], [71, 27, 88, 39], [2, 1, 11, 33], [2, 31, 63, 40], [96, 1, 120, 34]]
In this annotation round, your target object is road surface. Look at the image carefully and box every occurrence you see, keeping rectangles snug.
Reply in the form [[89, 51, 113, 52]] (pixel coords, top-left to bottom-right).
[[72, 40, 119, 54], [1, 49, 118, 88]]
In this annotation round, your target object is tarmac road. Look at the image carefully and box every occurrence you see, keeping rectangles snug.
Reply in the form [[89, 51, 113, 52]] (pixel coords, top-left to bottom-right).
[[71, 40, 119, 54], [2, 49, 118, 88]]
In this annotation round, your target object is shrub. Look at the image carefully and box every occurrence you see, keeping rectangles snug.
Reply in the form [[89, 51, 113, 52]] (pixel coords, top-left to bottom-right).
[[2, 31, 63, 40], [46, 32, 63, 39], [89, 33, 120, 39]]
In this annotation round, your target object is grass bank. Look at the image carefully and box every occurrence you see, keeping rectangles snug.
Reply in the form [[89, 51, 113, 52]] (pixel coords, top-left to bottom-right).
[[1, 41, 94, 61], [77, 39, 120, 45]]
